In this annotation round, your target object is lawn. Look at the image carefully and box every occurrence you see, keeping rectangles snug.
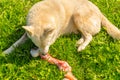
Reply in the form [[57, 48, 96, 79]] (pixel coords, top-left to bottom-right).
[[0, 0, 120, 80]]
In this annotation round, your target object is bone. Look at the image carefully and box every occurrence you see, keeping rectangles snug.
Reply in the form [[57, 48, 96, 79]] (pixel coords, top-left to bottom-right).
[[64, 72, 77, 80], [40, 53, 77, 80], [40, 54, 71, 72], [31, 49, 77, 80]]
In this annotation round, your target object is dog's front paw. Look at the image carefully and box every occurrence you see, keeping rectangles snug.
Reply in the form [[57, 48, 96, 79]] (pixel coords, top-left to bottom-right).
[[30, 49, 39, 57]]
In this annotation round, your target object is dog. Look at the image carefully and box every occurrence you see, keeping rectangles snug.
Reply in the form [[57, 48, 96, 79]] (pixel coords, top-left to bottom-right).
[[3, 0, 120, 57]]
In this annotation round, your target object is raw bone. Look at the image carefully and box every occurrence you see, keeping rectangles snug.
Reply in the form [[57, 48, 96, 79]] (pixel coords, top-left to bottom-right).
[[40, 54, 77, 80]]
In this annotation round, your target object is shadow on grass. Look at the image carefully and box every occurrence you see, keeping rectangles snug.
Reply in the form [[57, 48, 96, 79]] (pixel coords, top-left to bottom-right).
[[1, 42, 34, 65], [1, 26, 25, 51]]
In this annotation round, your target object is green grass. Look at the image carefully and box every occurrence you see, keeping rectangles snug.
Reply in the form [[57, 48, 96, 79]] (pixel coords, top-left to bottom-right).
[[0, 0, 120, 80]]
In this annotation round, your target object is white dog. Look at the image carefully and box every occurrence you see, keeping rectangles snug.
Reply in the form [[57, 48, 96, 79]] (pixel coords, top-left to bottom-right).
[[3, 0, 120, 57]]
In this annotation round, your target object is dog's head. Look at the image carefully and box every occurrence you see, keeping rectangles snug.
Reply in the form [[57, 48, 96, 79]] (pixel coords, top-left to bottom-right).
[[22, 25, 54, 54]]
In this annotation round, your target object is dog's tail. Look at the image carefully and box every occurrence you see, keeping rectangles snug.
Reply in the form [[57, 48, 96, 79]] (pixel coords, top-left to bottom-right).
[[3, 33, 28, 54], [101, 14, 120, 40]]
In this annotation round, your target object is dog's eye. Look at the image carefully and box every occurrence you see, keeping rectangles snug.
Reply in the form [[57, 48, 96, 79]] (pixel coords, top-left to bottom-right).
[[28, 31, 32, 36], [43, 28, 54, 36], [27, 31, 33, 37]]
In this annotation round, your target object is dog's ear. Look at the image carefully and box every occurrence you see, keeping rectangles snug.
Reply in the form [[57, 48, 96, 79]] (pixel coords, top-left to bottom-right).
[[22, 26, 34, 36]]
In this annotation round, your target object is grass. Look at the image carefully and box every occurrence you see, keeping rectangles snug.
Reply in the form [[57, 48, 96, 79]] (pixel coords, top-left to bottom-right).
[[0, 0, 120, 80]]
